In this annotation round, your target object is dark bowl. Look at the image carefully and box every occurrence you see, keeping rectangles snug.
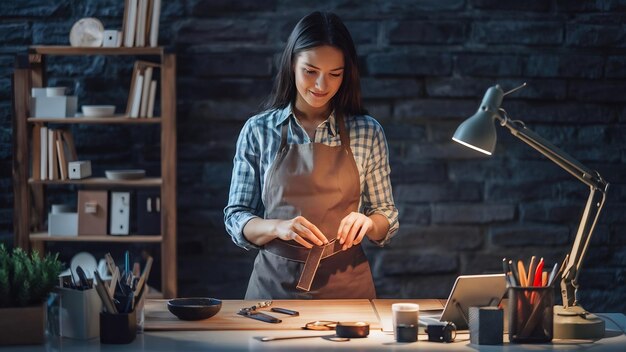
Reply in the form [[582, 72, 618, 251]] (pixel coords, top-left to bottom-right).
[[167, 298, 222, 321]]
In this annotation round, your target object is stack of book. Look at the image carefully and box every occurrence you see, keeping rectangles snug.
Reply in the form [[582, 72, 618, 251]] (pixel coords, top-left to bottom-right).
[[126, 60, 160, 118], [32, 126, 77, 181], [122, 0, 161, 48]]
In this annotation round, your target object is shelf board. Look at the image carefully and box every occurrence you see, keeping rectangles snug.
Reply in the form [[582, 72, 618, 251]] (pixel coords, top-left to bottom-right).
[[28, 177, 162, 187], [29, 46, 164, 56], [30, 233, 162, 243], [28, 117, 162, 124]]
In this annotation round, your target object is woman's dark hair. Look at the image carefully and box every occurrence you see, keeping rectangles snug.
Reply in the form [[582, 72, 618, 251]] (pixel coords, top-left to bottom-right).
[[263, 11, 366, 116]]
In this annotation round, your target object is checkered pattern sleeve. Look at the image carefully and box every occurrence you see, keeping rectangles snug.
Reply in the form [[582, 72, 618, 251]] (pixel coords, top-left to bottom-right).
[[224, 119, 263, 250], [360, 120, 399, 246]]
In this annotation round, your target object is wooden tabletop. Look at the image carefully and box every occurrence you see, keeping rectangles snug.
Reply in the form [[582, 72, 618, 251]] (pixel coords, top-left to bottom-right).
[[145, 299, 382, 331]]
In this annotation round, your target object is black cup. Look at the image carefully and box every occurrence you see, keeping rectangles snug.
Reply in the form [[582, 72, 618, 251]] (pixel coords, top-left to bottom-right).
[[100, 311, 137, 344]]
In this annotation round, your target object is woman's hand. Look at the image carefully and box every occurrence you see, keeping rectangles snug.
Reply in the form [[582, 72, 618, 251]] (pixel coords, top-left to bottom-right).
[[274, 216, 328, 248], [337, 212, 374, 251]]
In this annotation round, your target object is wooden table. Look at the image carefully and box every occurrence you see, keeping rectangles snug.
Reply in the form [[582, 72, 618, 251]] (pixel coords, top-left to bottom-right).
[[27, 299, 626, 351]]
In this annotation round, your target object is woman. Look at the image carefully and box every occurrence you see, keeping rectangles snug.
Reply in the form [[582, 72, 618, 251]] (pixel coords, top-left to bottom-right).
[[224, 11, 398, 299]]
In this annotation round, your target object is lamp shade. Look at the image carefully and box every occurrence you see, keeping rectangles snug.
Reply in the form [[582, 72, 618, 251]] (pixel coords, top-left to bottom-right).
[[452, 85, 504, 155]]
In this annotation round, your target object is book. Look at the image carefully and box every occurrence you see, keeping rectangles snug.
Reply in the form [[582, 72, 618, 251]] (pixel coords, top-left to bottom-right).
[[147, 79, 157, 118], [126, 60, 160, 117], [32, 125, 41, 180], [130, 72, 144, 118], [135, 0, 148, 47], [48, 129, 58, 180], [140, 66, 153, 117], [40, 126, 47, 180], [56, 136, 67, 180], [61, 129, 78, 162], [124, 0, 138, 47], [148, 0, 161, 47], [121, 0, 130, 46]]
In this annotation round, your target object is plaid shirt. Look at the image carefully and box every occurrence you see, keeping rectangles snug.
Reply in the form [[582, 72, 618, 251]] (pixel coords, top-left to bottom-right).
[[224, 105, 399, 250]]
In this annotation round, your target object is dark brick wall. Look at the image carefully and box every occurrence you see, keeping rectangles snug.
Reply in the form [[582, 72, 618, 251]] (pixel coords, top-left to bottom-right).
[[2, 1, 626, 313]]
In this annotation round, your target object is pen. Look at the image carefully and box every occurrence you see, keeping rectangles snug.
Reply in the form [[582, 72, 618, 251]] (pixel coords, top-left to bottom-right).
[[527, 256, 537, 287], [502, 258, 512, 286], [547, 262, 559, 287], [125, 250, 130, 276], [509, 260, 520, 287], [533, 257, 544, 287]]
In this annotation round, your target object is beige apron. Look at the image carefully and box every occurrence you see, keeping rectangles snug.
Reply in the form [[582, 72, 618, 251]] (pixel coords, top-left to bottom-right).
[[245, 113, 376, 299]]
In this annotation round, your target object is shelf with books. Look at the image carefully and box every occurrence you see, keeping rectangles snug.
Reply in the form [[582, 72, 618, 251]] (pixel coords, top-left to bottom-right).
[[28, 117, 162, 124], [12, 46, 177, 298], [30, 233, 162, 243]]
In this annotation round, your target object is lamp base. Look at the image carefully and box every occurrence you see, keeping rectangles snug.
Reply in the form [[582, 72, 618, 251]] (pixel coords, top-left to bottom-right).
[[553, 305, 605, 340]]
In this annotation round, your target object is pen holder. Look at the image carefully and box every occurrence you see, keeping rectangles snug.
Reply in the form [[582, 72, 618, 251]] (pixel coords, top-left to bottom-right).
[[100, 310, 137, 344], [508, 286, 554, 343], [56, 286, 102, 339]]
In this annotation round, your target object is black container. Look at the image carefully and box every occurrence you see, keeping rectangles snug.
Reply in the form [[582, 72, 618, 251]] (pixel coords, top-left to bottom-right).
[[508, 286, 553, 343], [396, 324, 418, 342], [100, 311, 137, 344]]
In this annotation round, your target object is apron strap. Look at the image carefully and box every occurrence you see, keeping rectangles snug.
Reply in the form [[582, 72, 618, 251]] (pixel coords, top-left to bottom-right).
[[336, 113, 352, 155], [279, 121, 289, 153]]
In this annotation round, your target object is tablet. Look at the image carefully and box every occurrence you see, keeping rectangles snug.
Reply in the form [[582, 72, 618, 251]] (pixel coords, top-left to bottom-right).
[[439, 274, 506, 330]]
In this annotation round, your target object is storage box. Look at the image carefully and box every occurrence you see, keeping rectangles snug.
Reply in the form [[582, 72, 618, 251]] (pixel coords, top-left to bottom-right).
[[78, 190, 108, 236], [68, 161, 92, 179], [48, 213, 78, 236], [57, 287, 102, 340], [110, 192, 130, 235], [31, 96, 77, 118], [137, 190, 160, 235]]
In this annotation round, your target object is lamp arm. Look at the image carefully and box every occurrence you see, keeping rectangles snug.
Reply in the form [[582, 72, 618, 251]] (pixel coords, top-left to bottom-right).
[[499, 118, 609, 308]]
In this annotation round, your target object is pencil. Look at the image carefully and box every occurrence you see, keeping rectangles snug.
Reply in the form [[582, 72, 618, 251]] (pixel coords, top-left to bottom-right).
[[517, 260, 528, 287], [527, 256, 537, 287]]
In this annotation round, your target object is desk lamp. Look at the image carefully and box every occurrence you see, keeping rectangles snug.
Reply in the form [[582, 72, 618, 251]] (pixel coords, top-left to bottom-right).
[[452, 84, 609, 339]]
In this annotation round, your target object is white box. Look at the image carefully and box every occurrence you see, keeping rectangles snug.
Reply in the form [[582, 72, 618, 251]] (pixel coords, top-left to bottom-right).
[[56, 287, 101, 339], [110, 192, 130, 235], [48, 213, 78, 236], [68, 161, 92, 179], [31, 87, 47, 97], [103, 30, 122, 47], [31, 96, 77, 118]]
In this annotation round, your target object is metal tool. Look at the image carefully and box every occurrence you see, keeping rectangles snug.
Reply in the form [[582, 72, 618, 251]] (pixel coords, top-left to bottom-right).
[[260, 334, 348, 342], [238, 301, 280, 324], [271, 307, 299, 316]]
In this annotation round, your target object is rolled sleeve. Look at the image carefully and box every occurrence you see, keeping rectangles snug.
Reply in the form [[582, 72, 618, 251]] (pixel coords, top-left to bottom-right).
[[224, 119, 263, 250], [361, 123, 399, 247]]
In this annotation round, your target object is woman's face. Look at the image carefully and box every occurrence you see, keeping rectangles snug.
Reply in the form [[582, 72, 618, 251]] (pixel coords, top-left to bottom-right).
[[294, 45, 345, 112]]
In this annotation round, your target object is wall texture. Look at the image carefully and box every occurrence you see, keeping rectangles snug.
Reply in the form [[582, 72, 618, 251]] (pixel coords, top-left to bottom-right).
[[1, 1, 625, 313]]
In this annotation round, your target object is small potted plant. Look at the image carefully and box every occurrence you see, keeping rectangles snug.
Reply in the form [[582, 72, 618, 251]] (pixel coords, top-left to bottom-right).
[[0, 244, 62, 345]]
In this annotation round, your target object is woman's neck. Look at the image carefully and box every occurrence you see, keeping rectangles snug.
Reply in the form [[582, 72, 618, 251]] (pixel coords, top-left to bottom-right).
[[293, 98, 331, 123]]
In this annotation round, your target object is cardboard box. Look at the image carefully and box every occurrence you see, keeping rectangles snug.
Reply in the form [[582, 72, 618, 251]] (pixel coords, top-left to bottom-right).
[[78, 190, 108, 236]]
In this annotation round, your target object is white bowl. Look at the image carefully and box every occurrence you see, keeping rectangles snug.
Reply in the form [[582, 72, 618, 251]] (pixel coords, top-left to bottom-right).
[[82, 105, 115, 117], [46, 87, 67, 96]]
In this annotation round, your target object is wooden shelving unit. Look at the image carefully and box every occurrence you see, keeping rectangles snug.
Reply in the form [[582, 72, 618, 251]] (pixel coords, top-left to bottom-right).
[[12, 46, 177, 298]]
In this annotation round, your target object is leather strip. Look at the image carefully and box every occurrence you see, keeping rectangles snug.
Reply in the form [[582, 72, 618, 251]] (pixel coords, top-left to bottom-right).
[[264, 239, 358, 292]]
